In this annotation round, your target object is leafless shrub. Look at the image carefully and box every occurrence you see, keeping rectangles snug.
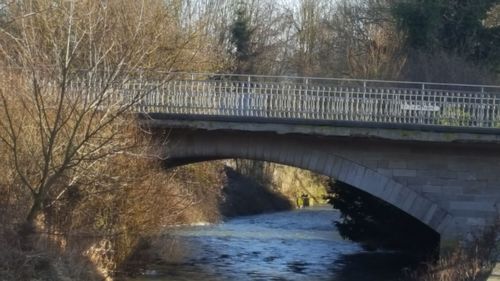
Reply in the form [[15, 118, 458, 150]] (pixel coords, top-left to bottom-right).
[[407, 220, 499, 281]]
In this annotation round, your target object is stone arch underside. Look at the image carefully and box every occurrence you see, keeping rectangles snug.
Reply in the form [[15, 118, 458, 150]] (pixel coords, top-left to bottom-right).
[[163, 131, 456, 237]]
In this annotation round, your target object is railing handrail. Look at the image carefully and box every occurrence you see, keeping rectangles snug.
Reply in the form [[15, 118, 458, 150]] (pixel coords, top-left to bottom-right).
[[161, 72, 500, 91]]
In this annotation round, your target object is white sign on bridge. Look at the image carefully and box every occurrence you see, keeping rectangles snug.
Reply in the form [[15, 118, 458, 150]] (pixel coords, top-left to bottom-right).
[[401, 103, 440, 112]]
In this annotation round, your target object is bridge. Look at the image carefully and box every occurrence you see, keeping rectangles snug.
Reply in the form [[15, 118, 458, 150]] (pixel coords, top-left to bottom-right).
[[89, 73, 500, 248]]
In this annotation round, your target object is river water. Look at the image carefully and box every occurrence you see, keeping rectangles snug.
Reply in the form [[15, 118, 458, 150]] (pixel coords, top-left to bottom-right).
[[129, 206, 417, 281]]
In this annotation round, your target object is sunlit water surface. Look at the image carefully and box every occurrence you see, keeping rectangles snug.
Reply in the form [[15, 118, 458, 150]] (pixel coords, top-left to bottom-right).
[[129, 206, 416, 281]]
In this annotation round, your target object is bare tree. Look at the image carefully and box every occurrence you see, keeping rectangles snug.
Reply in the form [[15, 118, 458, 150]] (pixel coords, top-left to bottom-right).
[[321, 0, 406, 79], [0, 0, 209, 234], [289, 0, 332, 76]]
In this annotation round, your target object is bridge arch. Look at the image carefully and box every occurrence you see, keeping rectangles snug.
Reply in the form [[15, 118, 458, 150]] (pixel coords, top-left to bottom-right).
[[162, 129, 455, 237]]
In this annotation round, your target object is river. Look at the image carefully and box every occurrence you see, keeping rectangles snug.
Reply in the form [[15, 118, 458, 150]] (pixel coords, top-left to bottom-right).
[[129, 206, 418, 281]]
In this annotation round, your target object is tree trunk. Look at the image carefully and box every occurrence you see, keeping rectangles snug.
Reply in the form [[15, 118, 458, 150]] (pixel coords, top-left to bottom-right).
[[18, 197, 42, 251]]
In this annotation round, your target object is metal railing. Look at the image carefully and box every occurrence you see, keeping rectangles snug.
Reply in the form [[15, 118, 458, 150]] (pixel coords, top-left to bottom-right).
[[73, 73, 500, 129]]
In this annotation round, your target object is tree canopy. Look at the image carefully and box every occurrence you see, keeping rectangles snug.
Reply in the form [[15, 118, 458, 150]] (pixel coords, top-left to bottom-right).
[[392, 0, 500, 72]]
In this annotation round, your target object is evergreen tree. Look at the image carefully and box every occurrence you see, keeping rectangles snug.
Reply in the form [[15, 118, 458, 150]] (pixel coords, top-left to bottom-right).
[[391, 0, 442, 50], [230, 5, 253, 74]]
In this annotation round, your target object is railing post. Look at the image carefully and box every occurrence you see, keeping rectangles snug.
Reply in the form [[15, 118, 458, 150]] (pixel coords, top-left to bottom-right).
[[363, 81, 367, 121], [247, 75, 252, 116], [420, 83, 427, 124], [493, 94, 497, 128]]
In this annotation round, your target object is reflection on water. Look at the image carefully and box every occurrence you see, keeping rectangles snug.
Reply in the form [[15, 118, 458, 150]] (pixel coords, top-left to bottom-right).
[[129, 206, 416, 281]]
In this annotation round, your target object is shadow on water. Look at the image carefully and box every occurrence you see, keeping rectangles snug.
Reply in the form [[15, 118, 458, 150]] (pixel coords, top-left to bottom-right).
[[332, 252, 419, 281]]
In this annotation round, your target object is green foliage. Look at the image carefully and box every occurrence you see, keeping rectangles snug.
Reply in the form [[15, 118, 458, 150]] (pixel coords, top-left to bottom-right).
[[494, 119, 500, 128], [392, 0, 500, 71], [327, 180, 439, 255], [392, 0, 443, 50], [439, 107, 472, 126], [230, 5, 253, 73]]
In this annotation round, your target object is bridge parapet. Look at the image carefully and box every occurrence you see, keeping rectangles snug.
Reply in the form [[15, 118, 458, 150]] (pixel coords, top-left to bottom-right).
[[68, 72, 500, 131]]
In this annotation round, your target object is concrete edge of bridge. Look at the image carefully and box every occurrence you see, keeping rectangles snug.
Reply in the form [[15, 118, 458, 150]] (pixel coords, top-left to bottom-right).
[[137, 113, 500, 144]]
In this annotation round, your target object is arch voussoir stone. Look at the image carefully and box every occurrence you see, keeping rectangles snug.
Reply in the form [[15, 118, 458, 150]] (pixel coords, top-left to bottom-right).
[[409, 196, 431, 220], [163, 131, 456, 236], [320, 155, 336, 176]]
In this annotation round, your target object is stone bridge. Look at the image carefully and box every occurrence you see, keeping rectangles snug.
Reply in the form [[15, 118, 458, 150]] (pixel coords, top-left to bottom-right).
[[98, 73, 500, 246]]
